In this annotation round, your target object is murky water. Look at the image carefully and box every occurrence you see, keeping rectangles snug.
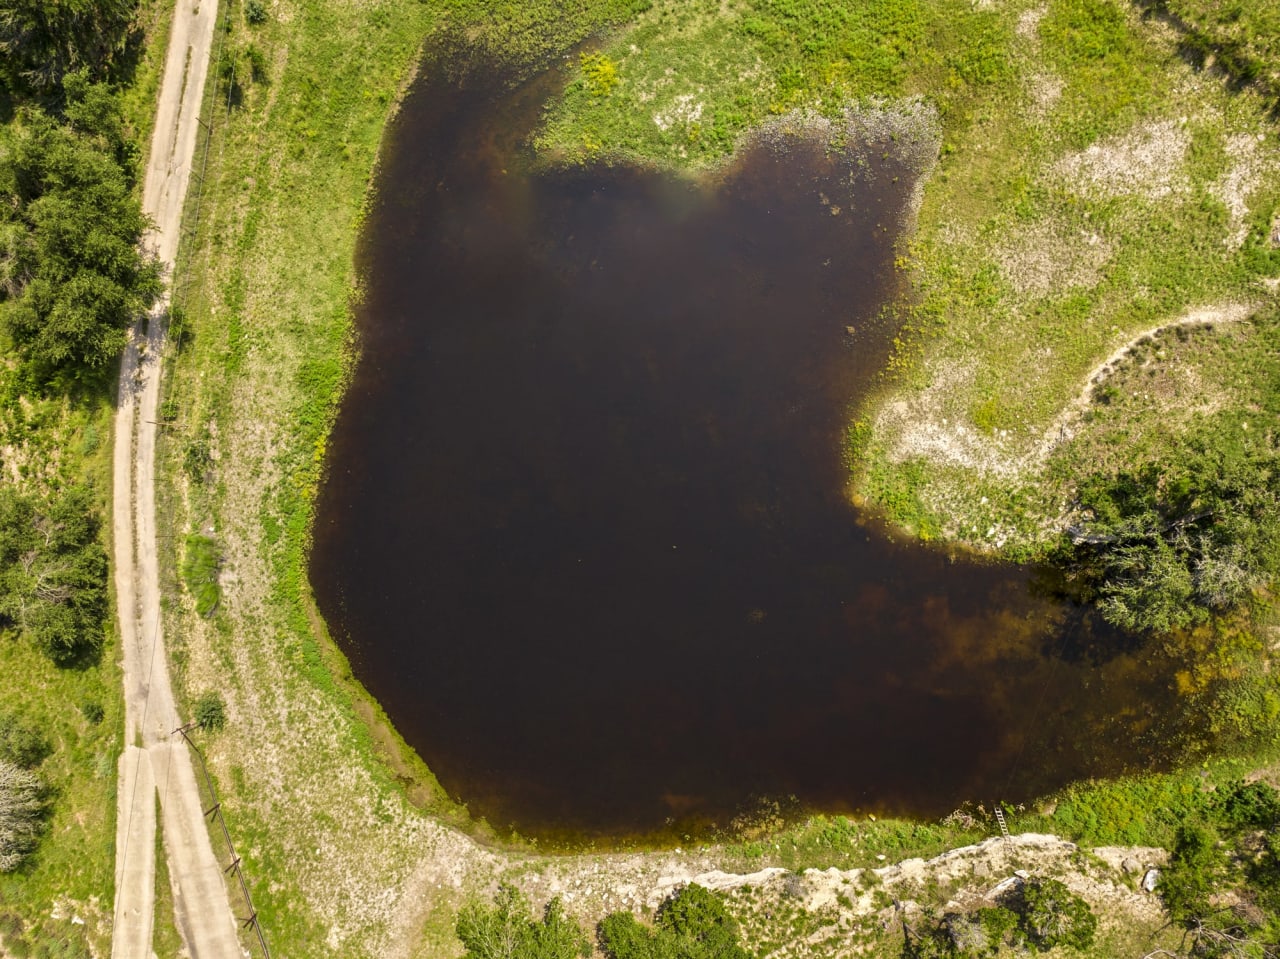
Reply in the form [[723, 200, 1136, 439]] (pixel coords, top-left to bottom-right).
[[310, 56, 1196, 839]]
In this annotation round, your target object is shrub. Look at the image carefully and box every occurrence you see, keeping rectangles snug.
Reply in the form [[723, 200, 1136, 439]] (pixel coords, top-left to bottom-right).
[[0, 485, 109, 665], [1160, 823, 1225, 921], [245, 0, 268, 25], [601, 884, 750, 959], [0, 760, 46, 872], [1018, 878, 1097, 952], [181, 535, 221, 616], [456, 884, 590, 959], [0, 713, 50, 769], [194, 692, 226, 731]]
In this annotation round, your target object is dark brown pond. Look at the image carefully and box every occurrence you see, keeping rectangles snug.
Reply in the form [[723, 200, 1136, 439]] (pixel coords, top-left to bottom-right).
[[311, 55, 1198, 840]]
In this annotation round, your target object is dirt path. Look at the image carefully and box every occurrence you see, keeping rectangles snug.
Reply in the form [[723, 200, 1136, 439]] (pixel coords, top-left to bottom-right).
[[110, 0, 241, 956]]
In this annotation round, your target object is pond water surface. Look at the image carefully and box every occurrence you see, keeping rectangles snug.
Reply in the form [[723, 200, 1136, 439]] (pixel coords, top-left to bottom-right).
[[310, 56, 1197, 840]]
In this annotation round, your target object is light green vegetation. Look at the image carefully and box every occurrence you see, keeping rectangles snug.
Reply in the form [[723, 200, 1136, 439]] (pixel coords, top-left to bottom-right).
[[1145, 0, 1280, 107], [181, 533, 222, 616], [0, 639, 120, 956]]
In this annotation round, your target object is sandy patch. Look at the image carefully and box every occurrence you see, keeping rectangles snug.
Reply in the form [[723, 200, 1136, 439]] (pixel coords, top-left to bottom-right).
[[1052, 119, 1189, 199], [876, 303, 1254, 485], [1211, 132, 1274, 249], [653, 92, 705, 131], [995, 217, 1112, 299], [1016, 5, 1046, 41], [1026, 72, 1063, 113]]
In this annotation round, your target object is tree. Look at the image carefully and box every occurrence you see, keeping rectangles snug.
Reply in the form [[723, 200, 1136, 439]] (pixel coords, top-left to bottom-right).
[[1067, 439, 1280, 632], [456, 885, 591, 959], [0, 485, 109, 664], [0, 97, 160, 381], [1018, 878, 1097, 952], [600, 884, 751, 959], [0, 0, 140, 93], [0, 759, 45, 872]]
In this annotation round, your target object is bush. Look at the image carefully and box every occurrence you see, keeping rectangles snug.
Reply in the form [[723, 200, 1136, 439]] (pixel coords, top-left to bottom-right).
[[194, 692, 226, 732], [78, 700, 103, 725], [0, 713, 50, 769], [456, 884, 590, 959], [0, 760, 46, 872], [1018, 878, 1097, 952], [601, 884, 750, 959], [245, 0, 268, 25], [1161, 823, 1225, 921], [0, 485, 109, 665], [905, 882, 1096, 957]]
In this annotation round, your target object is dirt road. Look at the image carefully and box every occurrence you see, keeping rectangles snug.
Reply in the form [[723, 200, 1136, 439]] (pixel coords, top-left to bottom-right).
[[111, 0, 242, 956]]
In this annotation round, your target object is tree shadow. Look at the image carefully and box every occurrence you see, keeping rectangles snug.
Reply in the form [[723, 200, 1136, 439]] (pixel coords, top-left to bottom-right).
[[1130, 0, 1280, 120], [1028, 564, 1146, 667]]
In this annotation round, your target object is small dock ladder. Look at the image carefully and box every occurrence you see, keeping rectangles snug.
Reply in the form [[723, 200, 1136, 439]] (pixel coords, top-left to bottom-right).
[[994, 806, 1011, 844]]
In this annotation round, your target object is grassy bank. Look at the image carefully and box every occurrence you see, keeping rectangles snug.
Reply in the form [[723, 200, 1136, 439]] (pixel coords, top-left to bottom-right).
[[151, 0, 1280, 955]]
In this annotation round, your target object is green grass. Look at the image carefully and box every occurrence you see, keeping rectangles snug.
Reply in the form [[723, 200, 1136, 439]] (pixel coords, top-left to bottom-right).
[[0, 638, 120, 957], [181, 534, 222, 616]]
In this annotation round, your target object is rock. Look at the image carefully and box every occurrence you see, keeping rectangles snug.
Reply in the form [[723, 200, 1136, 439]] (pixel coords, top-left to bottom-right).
[[1270, 215, 1280, 249], [1014, 869, 1030, 879], [1121, 857, 1142, 875], [990, 875, 1024, 896], [972, 861, 992, 879], [1142, 868, 1160, 893]]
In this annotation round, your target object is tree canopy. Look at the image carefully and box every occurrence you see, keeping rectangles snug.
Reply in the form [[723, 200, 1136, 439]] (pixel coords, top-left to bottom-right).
[[600, 884, 752, 959], [0, 0, 140, 94], [0, 78, 159, 382], [0, 484, 109, 664], [1067, 438, 1280, 633], [456, 885, 591, 959]]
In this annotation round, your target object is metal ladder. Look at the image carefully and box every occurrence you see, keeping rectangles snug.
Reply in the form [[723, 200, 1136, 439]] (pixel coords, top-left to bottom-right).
[[994, 806, 1011, 843]]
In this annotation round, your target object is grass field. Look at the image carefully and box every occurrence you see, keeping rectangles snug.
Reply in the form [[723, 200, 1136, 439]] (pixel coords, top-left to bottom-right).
[[146, 0, 1280, 954]]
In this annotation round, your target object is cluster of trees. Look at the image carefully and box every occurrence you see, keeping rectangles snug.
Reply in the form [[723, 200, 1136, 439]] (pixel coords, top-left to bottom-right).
[[904, 877, 1097, 957], [0, 485, 108, 665], [0, 711, 49, 872], [0, 0, 143, 884], [1064, 438, 1280, 634], [0, 71, 160, 383], [1156, 779, 1280, 957], [456, 883, 750, 959], [457, 878, 1103, 959]]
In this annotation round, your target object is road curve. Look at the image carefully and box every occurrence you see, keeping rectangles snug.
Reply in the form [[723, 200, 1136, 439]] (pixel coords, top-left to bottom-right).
[[111, 0, 242, 956]]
